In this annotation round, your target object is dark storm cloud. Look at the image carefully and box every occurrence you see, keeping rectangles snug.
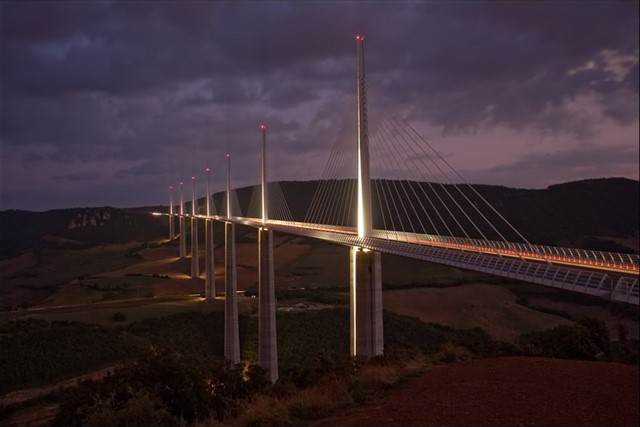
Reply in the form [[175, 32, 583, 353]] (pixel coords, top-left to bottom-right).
[[0, 1, 638, 210], [468, 144, 640, 189], [54, 171, 102, 181]]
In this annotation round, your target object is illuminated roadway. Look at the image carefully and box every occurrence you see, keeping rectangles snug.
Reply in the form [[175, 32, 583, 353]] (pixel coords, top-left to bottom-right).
[[154, 212, 639, 305]]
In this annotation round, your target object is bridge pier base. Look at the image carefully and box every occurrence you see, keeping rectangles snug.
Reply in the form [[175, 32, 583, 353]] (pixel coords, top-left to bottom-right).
[[205, 219, 215, 301], [258, 228, 278, 383], [350, 247, 383, 357], [190, 218, 199, 278], [179, 217, 186, 259], [224, 222, 240, 363]]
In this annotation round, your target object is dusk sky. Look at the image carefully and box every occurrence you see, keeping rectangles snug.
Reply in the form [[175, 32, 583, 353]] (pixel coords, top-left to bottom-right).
[[1, 1, 638, 211]]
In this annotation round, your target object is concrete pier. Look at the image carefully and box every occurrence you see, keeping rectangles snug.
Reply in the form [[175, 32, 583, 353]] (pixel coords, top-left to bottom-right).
[[169, 186, 175, 240], [190, 217, 199, 278], [258, 227, 278, 382], [205, 219, 215, 300], [179, 217, 186, 258], [349, 35, 384, 358], [179, 182, 186, 259], [350, 247, 383, 357], [224, 221, 240, 363], [190, 177, 199, 279]]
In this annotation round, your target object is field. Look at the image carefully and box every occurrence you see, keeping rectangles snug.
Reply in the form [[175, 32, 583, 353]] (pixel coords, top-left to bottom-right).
[[383, 284, 574, 341], [1, 226, 638, 427]]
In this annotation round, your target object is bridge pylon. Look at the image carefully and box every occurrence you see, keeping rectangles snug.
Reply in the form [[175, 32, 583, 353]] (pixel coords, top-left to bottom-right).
[[205, 168, 215, 301], [190, 176, 199, 279], [169, 186, 175, 241], [351, 34, 383, 357], [224, 154, 240, 363], [258, 124, 278, 383], [179, 182, 186, 259]]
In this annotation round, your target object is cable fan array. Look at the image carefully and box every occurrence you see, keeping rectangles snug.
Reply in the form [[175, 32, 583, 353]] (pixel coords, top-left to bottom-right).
[[304, 84, 539, 255]]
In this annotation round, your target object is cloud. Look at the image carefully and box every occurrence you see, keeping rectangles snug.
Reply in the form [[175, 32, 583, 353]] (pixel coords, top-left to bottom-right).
[[467, 144, 640, 189], [0, 1, 638, 210], [53, 171, 103, 181]]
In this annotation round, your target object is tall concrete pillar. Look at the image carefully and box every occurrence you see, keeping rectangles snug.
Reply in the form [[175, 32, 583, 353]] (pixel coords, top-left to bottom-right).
[[190, 177, 199, 279], [257, 124, 278, 382], [179, 182, 186, 259], [350, 35, 383, 357], [224, 155, 240, 363], [190, 218, 199, 278], [258, 227, 278, 382], [205, 220, 215, 300], [169, 186, 175, 241], [204, 168, 215, 301], [224, 221, 240, 363], [350, 247, 383, 357]]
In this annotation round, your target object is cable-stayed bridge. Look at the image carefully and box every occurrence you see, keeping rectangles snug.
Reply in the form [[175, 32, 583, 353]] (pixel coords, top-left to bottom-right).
[[154, 35, 639, 382]]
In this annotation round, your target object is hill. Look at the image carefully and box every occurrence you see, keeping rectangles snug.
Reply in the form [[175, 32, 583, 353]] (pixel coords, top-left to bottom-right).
[[0, 207, 166, 259], [317, 357, 639, 427], [223, 177, 639, 251], [1, 177, 637, 259]]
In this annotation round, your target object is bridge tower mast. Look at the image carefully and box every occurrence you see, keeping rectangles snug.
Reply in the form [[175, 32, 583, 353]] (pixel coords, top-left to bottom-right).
[[204, 167, 215, 301], [258, 124, 278, 383], [169, 186, 175, 240], [190, 176, 199, 278], [224, 154, 240, 363], [351, 34, 383, 357], [179, 182, 186, 259]]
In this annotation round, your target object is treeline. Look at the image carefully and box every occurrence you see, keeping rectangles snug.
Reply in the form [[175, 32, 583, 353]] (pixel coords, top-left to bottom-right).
[[2, 308, 637, 395], [0, 207, 166, 258]]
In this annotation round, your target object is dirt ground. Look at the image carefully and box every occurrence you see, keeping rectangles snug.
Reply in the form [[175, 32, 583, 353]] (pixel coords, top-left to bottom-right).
[[317, 357, 639, 427], [0, 251, 37, 277], [383, 284, 574, 341]]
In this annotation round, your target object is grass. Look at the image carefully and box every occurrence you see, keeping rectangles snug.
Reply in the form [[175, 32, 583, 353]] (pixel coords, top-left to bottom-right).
[[231, 354, 427, 427], [0, 246, 145, 310], [383, 284, 574, 341]]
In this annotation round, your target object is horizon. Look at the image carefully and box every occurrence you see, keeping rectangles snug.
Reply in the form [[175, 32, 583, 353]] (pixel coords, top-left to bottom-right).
[[1, 1, 638, 211], [2, 175, 637, 213]]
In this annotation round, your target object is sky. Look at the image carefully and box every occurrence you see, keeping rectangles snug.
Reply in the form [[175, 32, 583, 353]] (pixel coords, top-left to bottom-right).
[[0, 1, 638, 211]]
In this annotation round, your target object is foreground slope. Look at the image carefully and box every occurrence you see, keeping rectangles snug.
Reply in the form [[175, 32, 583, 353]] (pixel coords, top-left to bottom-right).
[[319, 357, 639, 427]]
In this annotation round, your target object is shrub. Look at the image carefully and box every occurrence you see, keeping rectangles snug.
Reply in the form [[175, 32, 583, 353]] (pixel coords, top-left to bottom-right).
[[517, 317, 611, 361], [113, 312, 126, 322]]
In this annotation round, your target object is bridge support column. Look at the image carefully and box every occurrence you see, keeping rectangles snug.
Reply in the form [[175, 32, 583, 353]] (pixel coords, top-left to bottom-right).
[[224, 222, 240, 363], [258, 228, 278, 383], [350, 247, 383, 357], [179, 217, 186, 259], [190, 218, 199, 278], [205, 219, 215, 301], [169, 215, 175, 241]]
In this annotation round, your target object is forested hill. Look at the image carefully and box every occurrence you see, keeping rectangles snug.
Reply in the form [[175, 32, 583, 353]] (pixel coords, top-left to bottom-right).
[[0, 207, 166, 259], [1, 178, 637, 259], [223, 177, 639, 252]]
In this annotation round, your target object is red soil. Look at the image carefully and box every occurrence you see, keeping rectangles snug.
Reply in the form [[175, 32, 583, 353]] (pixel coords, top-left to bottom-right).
[[321, 357, 639, 427]]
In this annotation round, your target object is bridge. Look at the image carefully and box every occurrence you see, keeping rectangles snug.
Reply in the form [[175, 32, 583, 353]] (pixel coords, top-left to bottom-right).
[[153, 35, 639, 383]]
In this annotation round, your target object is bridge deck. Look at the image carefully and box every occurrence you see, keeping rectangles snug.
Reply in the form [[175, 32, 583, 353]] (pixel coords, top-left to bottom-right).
[[163, 213, 639, 306]]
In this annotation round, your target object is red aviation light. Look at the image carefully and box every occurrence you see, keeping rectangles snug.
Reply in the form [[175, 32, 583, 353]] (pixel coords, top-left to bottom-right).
[[260, 124, 267, 130], [226, 153, 231, 158], [355, 34, 365, 41]]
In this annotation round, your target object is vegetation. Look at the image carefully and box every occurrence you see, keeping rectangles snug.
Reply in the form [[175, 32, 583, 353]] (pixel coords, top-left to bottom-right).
[[1, 178, 637, 260], [0, 207, 166, 259], [51, 348, 269, 426], [0, 319, 143, 393], [1, 306, 637, 426]]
